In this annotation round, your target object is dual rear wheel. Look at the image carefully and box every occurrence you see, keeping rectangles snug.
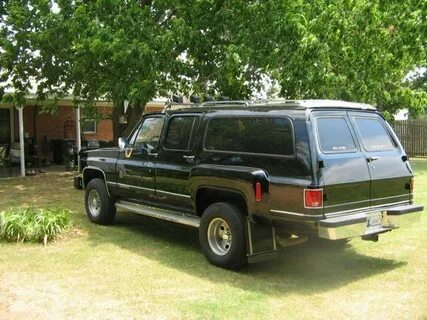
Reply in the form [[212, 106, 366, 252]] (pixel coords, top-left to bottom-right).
[[199, 202, 247, 270]]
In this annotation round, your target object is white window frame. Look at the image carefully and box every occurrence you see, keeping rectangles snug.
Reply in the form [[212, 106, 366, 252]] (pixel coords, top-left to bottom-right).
[[82, 119, 97, 134]]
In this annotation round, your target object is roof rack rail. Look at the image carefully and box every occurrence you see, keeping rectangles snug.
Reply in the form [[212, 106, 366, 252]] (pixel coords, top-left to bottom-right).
[[162, 102, 197, 113], [200, 100, 250, 107]]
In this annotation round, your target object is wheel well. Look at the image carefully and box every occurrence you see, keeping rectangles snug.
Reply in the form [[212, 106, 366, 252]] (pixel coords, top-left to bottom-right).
[[195, 188, 248, 217], [83, 168, 105, 188]]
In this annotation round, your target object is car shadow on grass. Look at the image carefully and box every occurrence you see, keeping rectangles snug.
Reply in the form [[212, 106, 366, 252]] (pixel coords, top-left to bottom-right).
[[88, 211, 406, 296]]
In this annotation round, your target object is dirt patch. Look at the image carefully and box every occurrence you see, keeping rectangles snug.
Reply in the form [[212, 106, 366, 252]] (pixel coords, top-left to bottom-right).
[[0, 274, 17, 320]]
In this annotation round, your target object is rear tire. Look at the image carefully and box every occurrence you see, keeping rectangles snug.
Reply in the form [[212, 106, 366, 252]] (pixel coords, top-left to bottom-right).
[[85, 178, 116, 225], [199, 202, 247, 270]]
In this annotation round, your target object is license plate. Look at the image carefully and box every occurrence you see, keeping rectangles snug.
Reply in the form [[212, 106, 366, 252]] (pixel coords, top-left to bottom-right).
[[367, 212, 383, 228]]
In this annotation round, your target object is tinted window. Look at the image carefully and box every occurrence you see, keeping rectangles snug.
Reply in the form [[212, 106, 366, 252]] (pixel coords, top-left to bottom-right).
[[317, 118, 356, 153], [165, 116, 198, 150], [204, 117, 294, 156], [134, 117, 164, 150], [354, 118, 395, 151]]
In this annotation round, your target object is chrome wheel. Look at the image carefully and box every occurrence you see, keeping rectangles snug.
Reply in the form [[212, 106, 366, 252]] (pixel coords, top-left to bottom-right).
[[207, 218, 232, 256], [88, 189, 101, 217]]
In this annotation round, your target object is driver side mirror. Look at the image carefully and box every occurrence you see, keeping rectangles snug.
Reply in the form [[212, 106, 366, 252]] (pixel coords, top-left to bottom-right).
[[118, 137, 127, 150]]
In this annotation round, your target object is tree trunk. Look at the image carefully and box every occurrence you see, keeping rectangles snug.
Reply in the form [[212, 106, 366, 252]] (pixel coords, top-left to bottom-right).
[[112, 101, 124, 144], [111, 100, 147, 144], [123, 100, 146, 137]]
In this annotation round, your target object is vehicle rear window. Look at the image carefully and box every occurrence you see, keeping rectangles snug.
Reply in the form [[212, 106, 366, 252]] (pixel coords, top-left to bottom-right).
[[164, 116, 198, 150], [354, 118, 395, 151], [316, 117, 357, 153], [204, 117, 294, 156]]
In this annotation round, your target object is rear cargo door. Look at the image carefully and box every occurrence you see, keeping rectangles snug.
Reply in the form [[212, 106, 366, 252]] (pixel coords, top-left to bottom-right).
[[313, 112, 371, 214], [349, 113, 412, 207]]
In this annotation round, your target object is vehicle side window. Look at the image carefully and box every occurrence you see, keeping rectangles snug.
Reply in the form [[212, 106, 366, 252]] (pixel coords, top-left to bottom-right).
[[316, 117, 357, 153], [133, 117, 165, 150], [353, 118, 395, 152], [204, 117, 294, 156], [127, 124, 141, 146], [164, 116, 198, 151]]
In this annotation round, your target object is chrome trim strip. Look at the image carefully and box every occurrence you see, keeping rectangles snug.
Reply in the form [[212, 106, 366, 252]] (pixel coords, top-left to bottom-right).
[[323, 194, 411, 209], [272, 200, 411, 219], [323, 198, 370, 209], [324, 200, 409, 217], [115, 182, 155, 192], [82, 166, 111, 197], [114, 182, 191, 198], [270, 209, 324, 217], [156, 189, 191, 199], [370, 194, 413, 201]]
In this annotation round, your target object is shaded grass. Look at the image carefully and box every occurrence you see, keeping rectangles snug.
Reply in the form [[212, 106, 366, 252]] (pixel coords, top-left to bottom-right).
[[0, 161, 426, 319]]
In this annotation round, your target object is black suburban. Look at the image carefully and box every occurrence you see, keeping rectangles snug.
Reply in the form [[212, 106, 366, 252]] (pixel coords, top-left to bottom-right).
[[74, 99, 424, 269]]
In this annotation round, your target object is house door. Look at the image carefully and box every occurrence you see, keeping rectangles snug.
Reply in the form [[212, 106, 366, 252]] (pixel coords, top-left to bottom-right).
[[0, 109, 11, 144]]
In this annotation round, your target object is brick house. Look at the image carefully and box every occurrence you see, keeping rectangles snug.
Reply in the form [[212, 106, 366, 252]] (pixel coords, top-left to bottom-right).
[[0, 96, 165, 168]]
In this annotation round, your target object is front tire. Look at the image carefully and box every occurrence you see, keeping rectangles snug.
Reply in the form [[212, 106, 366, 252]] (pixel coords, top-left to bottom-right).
[[85, 178, 116, 225], [199, 202, 247, 270]]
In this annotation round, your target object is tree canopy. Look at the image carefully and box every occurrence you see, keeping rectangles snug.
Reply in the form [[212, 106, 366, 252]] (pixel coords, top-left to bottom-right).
[[1, 0, 426, 135]]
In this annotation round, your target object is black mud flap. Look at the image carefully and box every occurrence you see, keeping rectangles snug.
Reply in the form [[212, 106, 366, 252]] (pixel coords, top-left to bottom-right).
[[246, 217, 278, 263], [74, 176, 83, 190]]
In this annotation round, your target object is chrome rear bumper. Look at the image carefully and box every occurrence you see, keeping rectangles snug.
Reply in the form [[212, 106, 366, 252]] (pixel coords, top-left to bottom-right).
[[318, 204, 424, 240]]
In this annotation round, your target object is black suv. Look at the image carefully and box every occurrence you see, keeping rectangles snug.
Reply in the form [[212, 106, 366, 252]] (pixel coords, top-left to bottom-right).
[[75, 99, 423, 269]]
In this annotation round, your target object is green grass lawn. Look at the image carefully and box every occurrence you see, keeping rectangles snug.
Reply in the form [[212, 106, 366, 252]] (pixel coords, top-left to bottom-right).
[[0, 161, 427, 319]]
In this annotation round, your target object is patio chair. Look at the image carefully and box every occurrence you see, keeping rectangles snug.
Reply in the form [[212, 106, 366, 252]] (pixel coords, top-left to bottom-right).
[[0, 144, 10, 167]]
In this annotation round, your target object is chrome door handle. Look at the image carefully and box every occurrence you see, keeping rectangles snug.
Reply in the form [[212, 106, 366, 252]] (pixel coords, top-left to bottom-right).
[[367, 156, 380, 162], [183, 155, 195, 160]]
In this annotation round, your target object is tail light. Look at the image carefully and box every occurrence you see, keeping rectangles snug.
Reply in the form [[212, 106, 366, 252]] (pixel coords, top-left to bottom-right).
[[255, 182, 262, 202], [304, 189, 323, 208]]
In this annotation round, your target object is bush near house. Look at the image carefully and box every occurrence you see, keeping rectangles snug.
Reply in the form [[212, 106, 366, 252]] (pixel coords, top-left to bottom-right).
[[0, 207, 72, 244]]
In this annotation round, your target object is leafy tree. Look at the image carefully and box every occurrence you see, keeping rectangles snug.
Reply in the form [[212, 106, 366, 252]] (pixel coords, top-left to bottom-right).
[[1, 0, 426, 145]]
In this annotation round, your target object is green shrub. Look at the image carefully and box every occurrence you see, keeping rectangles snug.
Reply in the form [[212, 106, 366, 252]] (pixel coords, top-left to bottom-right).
[[0, 207, 72, 244]]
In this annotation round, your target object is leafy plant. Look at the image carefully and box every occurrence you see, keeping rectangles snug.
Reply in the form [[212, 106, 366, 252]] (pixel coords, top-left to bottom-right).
[[0, 207, 72, 244]]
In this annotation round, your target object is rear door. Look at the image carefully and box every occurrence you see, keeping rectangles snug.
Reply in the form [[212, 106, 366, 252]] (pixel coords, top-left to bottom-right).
[[313, 112, 371, 214], [349, 113, 412, 207]]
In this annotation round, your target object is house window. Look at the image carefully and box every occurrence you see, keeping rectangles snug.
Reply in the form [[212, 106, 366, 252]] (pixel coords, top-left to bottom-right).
[[82, 119, 96, 133]]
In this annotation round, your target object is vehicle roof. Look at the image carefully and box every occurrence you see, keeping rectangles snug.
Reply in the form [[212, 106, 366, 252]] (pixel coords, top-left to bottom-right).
[[164, 99, 376, 115]]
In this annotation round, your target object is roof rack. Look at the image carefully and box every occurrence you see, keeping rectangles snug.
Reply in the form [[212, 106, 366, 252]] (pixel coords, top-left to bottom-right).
[[161, 98, 376, 113], [162, 102, 195, 113], [200, 100, 250, 107]]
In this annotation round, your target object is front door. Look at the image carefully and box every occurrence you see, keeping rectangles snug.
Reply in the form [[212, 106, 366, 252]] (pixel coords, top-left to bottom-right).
[[155, 114, 201, 212], [349, 113, 412, 207], [115, 115, 165, 203], [0, 108, 11, 144]]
